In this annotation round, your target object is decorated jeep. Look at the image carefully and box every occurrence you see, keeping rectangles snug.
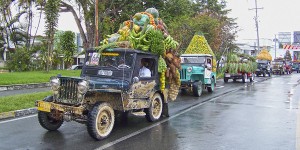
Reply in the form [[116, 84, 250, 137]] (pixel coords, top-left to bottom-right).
[[36, 48, 172, 140], [272, 58, 286, 75], [180, 54, 216, 97], [255, 60, 272, 77], [223, 53, 257, 83]]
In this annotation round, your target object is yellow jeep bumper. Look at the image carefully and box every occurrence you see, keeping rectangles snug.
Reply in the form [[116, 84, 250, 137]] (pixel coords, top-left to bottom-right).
[[36, 101, 84, 115]]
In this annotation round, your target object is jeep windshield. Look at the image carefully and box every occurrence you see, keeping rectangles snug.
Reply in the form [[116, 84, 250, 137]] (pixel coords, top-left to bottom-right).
[[86, 51, 134, 69], [272, 61, 283, 65], [181, 56, 205, 64]]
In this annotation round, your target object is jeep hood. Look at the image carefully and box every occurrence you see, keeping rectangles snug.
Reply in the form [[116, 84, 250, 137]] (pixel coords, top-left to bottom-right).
[[88, 77, 130, 91], [181, 65, 205, 72]]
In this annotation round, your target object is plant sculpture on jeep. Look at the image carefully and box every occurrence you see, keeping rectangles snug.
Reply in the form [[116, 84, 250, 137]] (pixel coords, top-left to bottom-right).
[[36, 8, 182, 140], [223, 53, 257, 83]]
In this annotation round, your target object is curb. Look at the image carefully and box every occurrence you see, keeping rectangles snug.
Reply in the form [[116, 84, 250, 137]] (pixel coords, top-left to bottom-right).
[[0, 83, 50, 91], [0, 108, 38, 120]]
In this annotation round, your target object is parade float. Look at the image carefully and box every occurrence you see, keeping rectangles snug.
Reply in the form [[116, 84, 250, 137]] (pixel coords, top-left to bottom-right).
[[224, 53, 257, 83], [179, 32, 217, 96], [36, 8, 182, 140], [256, 49, 272, 77]]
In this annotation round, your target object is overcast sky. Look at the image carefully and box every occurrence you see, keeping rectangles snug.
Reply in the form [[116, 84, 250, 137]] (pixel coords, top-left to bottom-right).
[[226, 0, 300, 44], [32, 0, 300, 46]]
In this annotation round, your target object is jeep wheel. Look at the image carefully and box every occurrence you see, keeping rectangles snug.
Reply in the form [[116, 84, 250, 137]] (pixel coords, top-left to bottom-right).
[[192, 81, 202, 97], [207, 78, 215, 93], [87, 102, 115, 140], [38, 111, 63, 131], [145, 93, 163, 122], [180, 88, 187, 94], [224, 77, 228, 83], [242, 74, 247, 83], [250, 74, 254, 82]]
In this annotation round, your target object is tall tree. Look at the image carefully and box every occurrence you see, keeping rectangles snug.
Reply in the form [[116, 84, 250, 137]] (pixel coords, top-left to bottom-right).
[[59, 31, 76, 68], [44, 0, 61, 72]]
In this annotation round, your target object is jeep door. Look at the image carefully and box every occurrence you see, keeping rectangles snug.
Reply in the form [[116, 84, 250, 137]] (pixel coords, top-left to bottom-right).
[[129, 55, 158, 99]]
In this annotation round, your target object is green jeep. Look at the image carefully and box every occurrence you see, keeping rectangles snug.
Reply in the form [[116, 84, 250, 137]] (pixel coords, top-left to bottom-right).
[[179, 54, 217, 97]]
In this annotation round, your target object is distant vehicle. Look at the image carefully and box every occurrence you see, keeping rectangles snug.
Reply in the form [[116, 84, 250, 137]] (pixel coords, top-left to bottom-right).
[[272, 59, 285, 75], [292, 62, 300, 73], [255, 60, 272, 77], [285, 61, 292, 74], [69, 65, 83, 70]]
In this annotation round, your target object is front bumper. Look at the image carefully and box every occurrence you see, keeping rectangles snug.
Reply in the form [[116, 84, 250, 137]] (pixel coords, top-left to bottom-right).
[[36, 100, 84, 115]]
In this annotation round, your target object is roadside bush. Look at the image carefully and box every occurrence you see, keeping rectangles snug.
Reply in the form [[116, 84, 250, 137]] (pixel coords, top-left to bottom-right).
[[6, 47, 31, 72]]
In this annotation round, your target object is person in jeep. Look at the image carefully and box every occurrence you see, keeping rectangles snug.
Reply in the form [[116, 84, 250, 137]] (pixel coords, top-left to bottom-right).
[[139, 58, 151, 77], [206, 58, 212, 70]]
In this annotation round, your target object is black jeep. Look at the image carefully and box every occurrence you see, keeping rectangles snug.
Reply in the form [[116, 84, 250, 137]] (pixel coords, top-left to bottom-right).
[[36, 48, 170, 140], [255, 60, 272, 77]]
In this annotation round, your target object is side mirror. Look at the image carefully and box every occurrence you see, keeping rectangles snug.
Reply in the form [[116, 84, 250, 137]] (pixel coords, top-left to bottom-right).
[[133, 76, 139, 83]]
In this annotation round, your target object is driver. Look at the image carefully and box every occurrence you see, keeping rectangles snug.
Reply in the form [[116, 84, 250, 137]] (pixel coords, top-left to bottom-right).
[[139, 59, 151, 77], [206, 59, 212, 70]]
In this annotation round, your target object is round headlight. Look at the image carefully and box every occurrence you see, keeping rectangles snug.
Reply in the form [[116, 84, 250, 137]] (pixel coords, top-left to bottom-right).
[[187, 67, 193, 73], [50, 78, 60, 91], [78, 80, 88, 94]]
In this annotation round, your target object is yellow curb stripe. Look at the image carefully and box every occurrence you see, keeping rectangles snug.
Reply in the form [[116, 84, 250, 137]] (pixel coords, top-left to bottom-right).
[[0, 111, 15, 119]]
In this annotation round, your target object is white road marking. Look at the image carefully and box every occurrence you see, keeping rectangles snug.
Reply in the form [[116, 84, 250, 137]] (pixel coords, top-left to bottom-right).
[[0, 114, 37, 124], [216, 86, 224, 89], [95, 89, 240, 150]]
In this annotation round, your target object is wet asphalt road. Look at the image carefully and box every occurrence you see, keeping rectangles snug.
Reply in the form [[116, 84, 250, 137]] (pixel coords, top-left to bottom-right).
[[0, 74, 300, 150]]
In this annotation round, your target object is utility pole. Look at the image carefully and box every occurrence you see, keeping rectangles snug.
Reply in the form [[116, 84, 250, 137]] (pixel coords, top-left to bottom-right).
[[249, 0, 263, 55], [94, 0, 99, 47], [273, 34, 278, 59]]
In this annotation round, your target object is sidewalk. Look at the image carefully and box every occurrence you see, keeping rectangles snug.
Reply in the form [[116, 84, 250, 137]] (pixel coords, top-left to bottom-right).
[[0, 83, 50, 120]]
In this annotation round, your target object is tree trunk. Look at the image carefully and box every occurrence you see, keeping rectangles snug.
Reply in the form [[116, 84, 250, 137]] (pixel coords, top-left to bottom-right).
[[60, 1, 90, 50]]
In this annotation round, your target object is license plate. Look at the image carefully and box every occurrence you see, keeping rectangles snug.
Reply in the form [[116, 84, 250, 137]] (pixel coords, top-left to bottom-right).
[[98, 70, 113, 76], [37, 101, 51, 112], [225, 74, 230, 77]]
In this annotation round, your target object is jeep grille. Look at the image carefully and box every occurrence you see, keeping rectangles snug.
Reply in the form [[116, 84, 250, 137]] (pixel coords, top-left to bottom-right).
[[180, 69, 187, 79], [57, 78, 80, 105]]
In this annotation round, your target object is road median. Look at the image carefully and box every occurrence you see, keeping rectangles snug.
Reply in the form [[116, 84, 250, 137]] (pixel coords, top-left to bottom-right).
[[0, 83, 50, 91]]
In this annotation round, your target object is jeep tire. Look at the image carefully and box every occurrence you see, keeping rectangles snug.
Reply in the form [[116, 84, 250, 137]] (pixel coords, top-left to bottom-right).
[[250, 74, 254, 82], [224, 77, 228, 83], [38, 111, 63, 131], [242, 73, 247, 83], [207, 78, 215, 93], [192, 81, 202, 97], [87, 102, 115, 140], [145, 93, 163, 122]]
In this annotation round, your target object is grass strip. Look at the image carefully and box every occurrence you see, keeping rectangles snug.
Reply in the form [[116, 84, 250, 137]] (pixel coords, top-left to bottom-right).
[[0, 91, 52, 113], [0, 70, 81, 85]]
